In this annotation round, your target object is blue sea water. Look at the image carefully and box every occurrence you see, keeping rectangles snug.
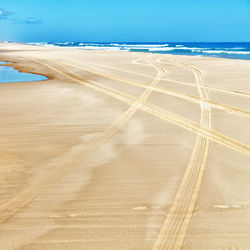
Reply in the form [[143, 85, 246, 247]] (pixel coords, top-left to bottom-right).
[[0, 61, 47, 83], [27, 42, 250, 60]]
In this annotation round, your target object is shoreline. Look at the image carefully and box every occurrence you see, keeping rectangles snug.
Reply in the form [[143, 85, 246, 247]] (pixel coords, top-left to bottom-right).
[[0, 43, 249, 249], [2, 42, 250, 64], [0, 47, 249, 85], [0, 49, 55, 81], [0, 60, 50, 83]]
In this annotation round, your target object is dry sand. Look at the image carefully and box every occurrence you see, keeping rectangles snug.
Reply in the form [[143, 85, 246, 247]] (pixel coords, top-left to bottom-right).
[[0, 43, 249, 250]]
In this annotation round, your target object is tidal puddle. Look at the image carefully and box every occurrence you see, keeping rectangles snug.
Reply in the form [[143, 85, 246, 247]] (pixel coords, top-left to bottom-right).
[[0, 61, 47, 83]]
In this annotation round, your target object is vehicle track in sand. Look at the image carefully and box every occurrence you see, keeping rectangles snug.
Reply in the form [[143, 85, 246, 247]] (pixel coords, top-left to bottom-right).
[[132, 55, 212, 249], [59, 56, 212, 249], [39, 59, 250, 157], [0, 55, 166, 225], [3, 56, 248, 249], [65, 58, 250, 99], [152, 58, 211, 249], [41, 58, 250, 249], [55, 58, 250, 120]]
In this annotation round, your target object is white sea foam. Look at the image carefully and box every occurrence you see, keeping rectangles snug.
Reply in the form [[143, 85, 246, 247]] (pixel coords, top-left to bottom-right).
[[80, 46, 122, 51], [214, 47, 246, 50], [78, 45, 250, 55], [147, 46, 207, 51], [26, 42, 57, 48], [54, 42, 71, 45], [79, 43, 104, 46], [148, 46, 206, 51], [148, 47, 176, 51], [24, 42, 250, 59], [176, 46, 209, 50], [109, 43, 120, 46], [110, 43, 169, 48], [27, 42, 48, 46], [202, 50, 250, 55], [45, 44, 57, 47]]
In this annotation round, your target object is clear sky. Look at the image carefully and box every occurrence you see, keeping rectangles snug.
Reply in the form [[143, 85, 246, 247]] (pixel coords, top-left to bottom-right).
[[0, 0, 250, 42]]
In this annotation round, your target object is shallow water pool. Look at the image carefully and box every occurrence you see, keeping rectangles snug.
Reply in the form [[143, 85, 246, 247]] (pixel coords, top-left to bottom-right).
[[0, 61, 47, 83]]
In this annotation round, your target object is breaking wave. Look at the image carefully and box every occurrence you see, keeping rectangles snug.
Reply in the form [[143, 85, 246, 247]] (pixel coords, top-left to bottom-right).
[[25, 42, 250, 60]]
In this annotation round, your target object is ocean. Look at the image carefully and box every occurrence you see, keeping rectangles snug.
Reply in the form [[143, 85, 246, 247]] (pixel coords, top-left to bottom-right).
[[26, 42, 250, 61]]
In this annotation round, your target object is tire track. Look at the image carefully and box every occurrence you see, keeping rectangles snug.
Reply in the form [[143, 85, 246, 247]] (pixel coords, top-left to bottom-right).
[[66, 58, 250, 99], [152, 59, 211, 249], [37, 58, 250, 157], [55, 58, 250, 120], [0, 56, 165, 225]]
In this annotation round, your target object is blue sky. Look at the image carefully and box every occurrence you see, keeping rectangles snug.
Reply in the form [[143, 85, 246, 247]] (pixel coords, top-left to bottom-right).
[[0, 0, 250, 42]]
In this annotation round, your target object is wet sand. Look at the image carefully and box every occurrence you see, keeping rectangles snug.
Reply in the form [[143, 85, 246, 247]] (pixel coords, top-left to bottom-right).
[[0, 43, 250, 249]]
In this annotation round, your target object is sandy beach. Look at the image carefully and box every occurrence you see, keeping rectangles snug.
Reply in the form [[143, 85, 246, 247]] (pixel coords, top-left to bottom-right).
[[0, 43, 250, 249]]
